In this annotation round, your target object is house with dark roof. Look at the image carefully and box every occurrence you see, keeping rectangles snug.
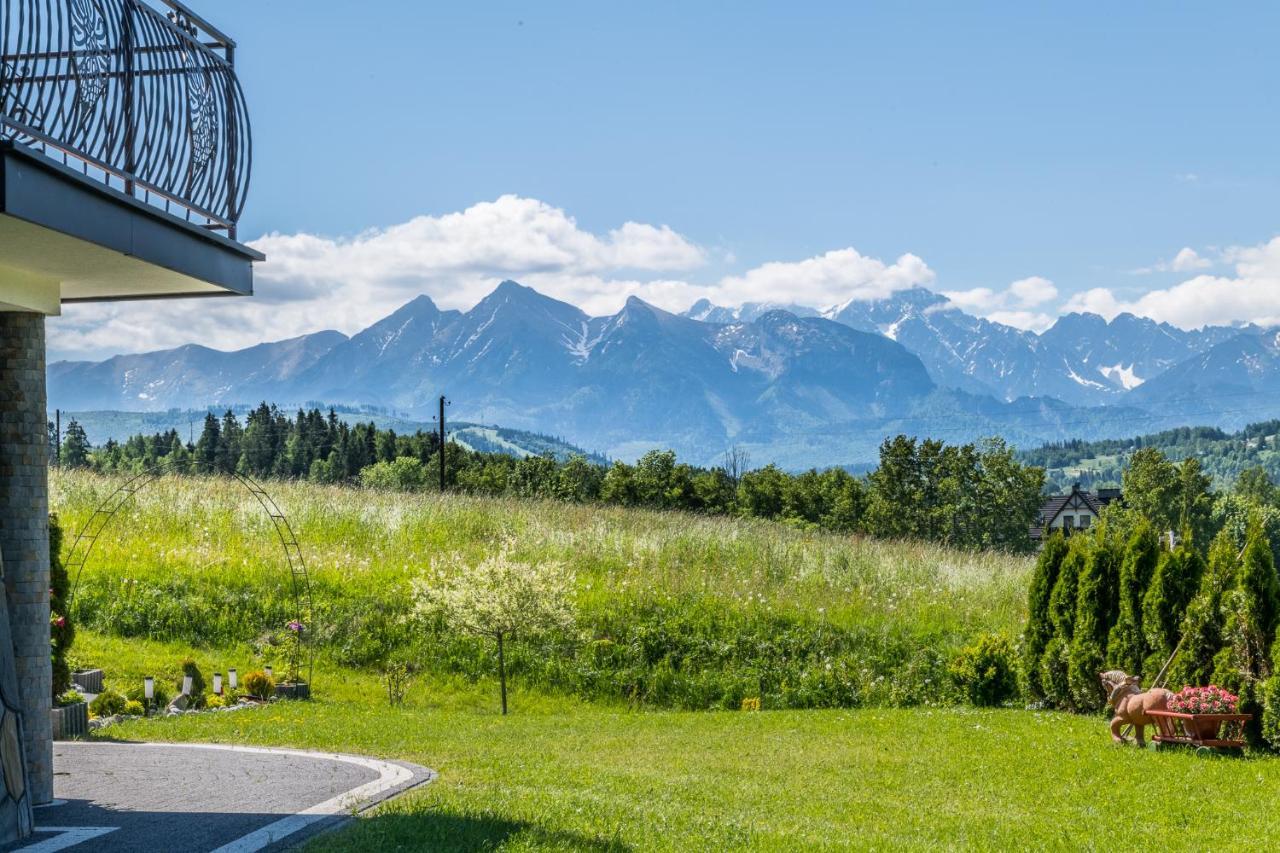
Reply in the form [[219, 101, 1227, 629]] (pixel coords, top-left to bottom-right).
[[1029, 483, 1122, 545]]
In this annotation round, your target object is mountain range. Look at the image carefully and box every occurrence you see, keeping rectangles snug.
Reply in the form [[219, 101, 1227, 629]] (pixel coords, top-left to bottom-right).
[[45, 281, 1279, 468]]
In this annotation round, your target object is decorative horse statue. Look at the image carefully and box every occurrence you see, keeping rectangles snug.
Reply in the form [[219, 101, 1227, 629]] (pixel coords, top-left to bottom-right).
[[1100, 671, 1171, 746]]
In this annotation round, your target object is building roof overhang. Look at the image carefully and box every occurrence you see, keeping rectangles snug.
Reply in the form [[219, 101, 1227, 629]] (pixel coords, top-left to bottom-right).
[[0, 141, 263, 315]]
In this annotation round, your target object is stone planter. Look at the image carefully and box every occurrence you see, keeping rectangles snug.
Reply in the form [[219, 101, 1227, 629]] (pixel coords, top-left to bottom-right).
[[51, 702, 88, 741], [274, 682, 310, 700], [72, 669, 104, 694]]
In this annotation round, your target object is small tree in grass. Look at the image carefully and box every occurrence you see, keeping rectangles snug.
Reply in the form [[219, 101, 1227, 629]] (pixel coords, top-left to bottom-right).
[[414, 547, 575, 714]]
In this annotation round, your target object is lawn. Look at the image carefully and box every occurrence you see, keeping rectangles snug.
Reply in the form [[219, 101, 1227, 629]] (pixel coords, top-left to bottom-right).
[[82, 633, 1280, 852]]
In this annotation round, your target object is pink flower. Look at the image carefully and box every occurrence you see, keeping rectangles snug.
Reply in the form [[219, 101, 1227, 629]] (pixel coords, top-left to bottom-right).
[[286, 620, 303, 633]]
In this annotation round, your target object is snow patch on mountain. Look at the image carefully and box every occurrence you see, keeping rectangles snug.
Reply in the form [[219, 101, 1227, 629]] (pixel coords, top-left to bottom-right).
[[1099, 363, 1144, 390]]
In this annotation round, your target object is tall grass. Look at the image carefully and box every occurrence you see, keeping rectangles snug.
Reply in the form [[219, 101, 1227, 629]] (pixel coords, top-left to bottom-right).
[[54, 470, 1032, 710]]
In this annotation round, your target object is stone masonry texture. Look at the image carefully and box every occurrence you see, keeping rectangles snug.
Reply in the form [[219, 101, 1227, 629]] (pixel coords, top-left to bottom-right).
[[0, 311, 52, 805]]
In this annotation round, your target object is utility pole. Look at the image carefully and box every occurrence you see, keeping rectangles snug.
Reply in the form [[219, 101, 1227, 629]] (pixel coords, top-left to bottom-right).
[[438, 395, 449, 492]]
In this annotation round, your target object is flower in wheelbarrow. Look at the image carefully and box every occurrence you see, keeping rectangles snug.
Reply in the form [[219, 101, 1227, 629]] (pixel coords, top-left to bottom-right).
[[1169, 685, 1238, 714]]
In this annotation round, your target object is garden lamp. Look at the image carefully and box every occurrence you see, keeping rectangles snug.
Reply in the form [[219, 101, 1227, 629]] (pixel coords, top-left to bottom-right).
[[213, 673, 223, 695], [182, 675, 193, 696], [229, 668, 238, 689], [144, 676, 154, 717], [264, 666, 273, 680]]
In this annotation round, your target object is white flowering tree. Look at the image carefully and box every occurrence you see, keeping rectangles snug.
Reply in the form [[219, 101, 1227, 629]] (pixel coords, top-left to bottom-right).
[[413, 548, 575, 714]]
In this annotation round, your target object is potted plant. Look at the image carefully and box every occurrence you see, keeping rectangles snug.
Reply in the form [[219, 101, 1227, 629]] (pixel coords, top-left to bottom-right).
[[1168, 685, 1240, 739], [51, 689, 88, 740]]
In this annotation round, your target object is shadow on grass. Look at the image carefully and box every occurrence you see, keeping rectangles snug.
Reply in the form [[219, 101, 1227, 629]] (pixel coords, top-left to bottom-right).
[[319, 811, 633, 852]]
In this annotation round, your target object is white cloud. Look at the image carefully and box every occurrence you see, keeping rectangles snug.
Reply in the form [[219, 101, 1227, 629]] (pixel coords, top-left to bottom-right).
[[1169, 247, 1211, 273], [47, 198, 938, 360], [940, 276, 1058, 331], [1132, 246, 1214, 275], [48, 196, 709, 360], [719, 249, 934, 311], [1062, 236, 1280, 328]]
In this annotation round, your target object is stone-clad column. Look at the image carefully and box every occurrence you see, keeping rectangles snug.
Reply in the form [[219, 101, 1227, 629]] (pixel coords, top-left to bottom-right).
[[0, 312, 51, 806]]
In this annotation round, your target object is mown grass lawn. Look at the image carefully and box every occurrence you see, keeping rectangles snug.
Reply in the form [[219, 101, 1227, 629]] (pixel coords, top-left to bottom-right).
[[82, 633, 1280, 851]]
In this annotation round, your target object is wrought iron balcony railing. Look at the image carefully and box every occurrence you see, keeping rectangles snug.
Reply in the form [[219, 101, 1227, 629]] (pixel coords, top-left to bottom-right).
[[1, 0, 250, 237]]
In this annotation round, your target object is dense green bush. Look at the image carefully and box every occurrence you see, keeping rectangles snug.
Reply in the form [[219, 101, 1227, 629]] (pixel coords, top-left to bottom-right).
[[1261, 676, 1280, 750], [123, 700, 144, 717], [949, 634, 1018, 707], [89, 690, 127, 717]]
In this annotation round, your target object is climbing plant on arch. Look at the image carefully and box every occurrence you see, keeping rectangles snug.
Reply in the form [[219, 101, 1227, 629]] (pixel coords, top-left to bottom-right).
[[64, 460, 315, 689]]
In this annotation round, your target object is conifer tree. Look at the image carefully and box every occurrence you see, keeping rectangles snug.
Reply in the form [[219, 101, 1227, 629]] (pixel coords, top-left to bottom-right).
[[1069, 530, 1121, 710], [1141, 545, 1205, 681], [1040, 538, 1087, 708], [1167, 529, 1238, 690], [1106, 521, 1159, 674], [1021, 534, 1068, 701], [1211, 527, 1280, 745]]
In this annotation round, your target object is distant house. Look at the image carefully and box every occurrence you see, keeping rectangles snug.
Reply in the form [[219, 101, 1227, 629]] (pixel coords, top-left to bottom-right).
[[1029, 483, 1122, 545]]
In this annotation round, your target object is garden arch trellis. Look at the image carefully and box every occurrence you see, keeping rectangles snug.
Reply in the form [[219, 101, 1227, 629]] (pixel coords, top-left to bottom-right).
[[64, 460, 314, 688]]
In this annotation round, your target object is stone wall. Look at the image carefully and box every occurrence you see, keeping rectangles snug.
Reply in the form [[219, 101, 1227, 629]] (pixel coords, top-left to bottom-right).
[[0, 312, 51, 806]]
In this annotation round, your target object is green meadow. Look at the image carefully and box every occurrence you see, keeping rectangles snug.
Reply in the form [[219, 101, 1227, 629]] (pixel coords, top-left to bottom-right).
[[54, 470, 1280, 850]]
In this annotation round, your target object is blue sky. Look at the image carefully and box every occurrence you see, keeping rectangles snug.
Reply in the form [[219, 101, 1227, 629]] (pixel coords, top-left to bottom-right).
[[51, 1, 1280, 359]]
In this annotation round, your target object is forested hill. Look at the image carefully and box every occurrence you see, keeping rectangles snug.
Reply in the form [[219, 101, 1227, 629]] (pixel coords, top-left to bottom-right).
[[58, 407, 605, 465], [1021, 420, 1280, 491]]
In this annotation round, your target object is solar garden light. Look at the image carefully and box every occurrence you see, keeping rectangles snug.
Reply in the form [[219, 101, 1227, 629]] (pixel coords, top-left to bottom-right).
[[229, 668, 238, 690], [144, 676, 154, 716], [213, 673, 223, 696], [182, 674, 193, 696], [264, 666, 273, 680]]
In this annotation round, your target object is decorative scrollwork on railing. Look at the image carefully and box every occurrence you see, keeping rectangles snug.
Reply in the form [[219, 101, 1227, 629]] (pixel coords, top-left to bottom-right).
[[0, 0, 251, 235]]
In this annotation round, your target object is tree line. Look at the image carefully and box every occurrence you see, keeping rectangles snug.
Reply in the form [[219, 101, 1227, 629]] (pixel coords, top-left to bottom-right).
[[54, 404, 1045, 552], [1023, 420, 1280, 493]]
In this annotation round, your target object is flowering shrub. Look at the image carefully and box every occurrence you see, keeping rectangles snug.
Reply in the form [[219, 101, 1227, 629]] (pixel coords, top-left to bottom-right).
[[1169, 685, 1239, 715]]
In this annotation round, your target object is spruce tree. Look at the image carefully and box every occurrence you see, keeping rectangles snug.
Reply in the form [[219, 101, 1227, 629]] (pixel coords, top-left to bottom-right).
[[1069, 530, 1121, 711], [1167, 529, 1238, 690], [1106, 521, 1158, 675], [1021, 534, 1068, 701]]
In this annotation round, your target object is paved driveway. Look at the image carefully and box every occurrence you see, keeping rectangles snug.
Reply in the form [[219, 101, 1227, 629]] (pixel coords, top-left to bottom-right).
[[4, 742, 432, 852]]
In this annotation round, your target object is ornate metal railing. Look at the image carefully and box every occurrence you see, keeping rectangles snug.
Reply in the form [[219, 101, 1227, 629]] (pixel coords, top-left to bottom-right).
[[0, 0, 250, 236]]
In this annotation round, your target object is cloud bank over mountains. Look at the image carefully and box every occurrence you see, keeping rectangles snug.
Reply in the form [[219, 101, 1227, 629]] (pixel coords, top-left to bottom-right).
[[48, 195, 1280, 361]]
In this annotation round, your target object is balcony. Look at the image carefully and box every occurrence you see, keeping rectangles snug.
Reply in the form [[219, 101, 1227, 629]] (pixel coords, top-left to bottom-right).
[[0, 0, 260, 310]]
